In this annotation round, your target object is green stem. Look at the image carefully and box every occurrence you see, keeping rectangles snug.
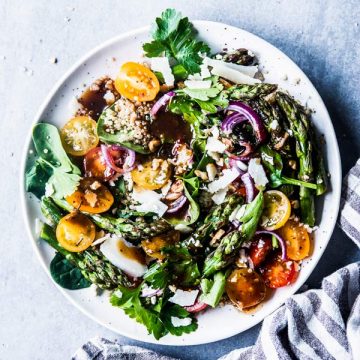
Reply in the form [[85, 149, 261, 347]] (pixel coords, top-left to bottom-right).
[[281, 176, 317, 190]]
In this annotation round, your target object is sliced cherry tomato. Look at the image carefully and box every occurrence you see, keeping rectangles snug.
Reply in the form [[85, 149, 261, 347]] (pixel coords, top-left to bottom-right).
[[60, 116, 99, 156], [261, 190, 291, 230], [141, 230, 180, 260], [56, 212, 95, 252], [226, 268, 266, 310], [66, 178, 114, 214], [249, 234, 273, 267], [278, 219, 311, 260], [114, 62, 160, 102], [260, 254, 297, 288], [131, 159, 171, 190], [84, 147, 115, 181]]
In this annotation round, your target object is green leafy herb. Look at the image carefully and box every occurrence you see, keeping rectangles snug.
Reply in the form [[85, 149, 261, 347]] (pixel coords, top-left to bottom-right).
[[143, 9, 210, 74], [25, 123, 81, 199], [111, 284, 197, 339], [182, 86, 221, 101], [50, 252, 91, 290]]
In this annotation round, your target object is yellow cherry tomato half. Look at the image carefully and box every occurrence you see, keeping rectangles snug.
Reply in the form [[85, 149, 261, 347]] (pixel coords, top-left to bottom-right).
[[226, 268, 266, 310], [60, 116, 99, 156], [131, 159, 171, 190], [141, 230, 180, 260], [66, 178, 114, 214], [56, 212, 96, 252], [114, 62, 160, 102], [278, 219, 311, 260], [260, 190, 291, 231]]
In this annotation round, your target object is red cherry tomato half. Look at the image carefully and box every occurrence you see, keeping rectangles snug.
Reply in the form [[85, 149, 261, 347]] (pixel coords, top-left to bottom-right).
[[260, 254, 298, 288], [84, 147, 114, 181], [249, 235, 273, 267]]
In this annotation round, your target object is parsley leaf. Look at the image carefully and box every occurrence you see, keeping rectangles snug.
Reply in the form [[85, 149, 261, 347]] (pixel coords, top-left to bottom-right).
[[111, 284, 198, 340], [143, 9, 210, 74]]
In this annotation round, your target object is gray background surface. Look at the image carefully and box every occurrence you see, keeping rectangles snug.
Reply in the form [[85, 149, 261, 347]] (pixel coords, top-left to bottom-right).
[[0, 0, 359, 359]]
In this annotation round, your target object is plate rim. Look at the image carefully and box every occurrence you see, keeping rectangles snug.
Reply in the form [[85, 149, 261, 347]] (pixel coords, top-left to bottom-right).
[[20, 20, 342, 346]]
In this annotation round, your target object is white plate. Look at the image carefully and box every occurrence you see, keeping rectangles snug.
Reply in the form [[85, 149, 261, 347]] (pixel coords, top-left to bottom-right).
[[20, 21, 341, 346]]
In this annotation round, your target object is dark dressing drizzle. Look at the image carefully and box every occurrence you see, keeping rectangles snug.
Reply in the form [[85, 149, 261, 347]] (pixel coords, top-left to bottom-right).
[[78, 88, 107, 120]]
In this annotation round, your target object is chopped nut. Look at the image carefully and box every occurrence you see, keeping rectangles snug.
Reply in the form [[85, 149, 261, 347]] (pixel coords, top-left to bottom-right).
[[195, 170, 208, 181], [84, 191, 98, 207], [288, 159, 297, 170], [210, 229, 225, 246], [206, 163, 217, 181], [148, 138, 161, 152], [90, 180, 102, 191]]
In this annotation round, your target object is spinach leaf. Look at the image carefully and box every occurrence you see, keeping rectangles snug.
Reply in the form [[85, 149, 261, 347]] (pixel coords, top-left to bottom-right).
[[26, 123, 81, 199], [50, 252, 91, 290]]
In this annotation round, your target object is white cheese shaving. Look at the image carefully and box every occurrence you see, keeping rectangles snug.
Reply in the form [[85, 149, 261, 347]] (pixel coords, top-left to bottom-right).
[[211, 187, 228, 205], [204, 57, 258, 77], [188, 63, 211, 80], [210, 64, 261, 85], [184, 80, 212, 89], [208, 168, 240, 193], [206, 136, 226, 153], [233, 160, 248, 171], [150, 57, 174, 86], [269, 120, 279, 130], [131, 186, 168, 217], [171, 317, 192, 327], [174, 224, 193, 233], [100, 236, 147, 278], [248, 158, 269, 187], [169, 289, 199, 307]]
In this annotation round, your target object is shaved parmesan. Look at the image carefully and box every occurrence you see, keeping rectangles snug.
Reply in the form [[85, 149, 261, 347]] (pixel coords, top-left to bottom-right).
[[171, 317, 192, 327], [150, 57, 175, 86], [206, 136, 226, 153], [210, 64, 261, 85], [184, 80, 212, 89], [204, 57, 258, 77], [248, 158, 269, 187], [169, 289, 199, 307], [188, 63, 211, 81], [131, 186, 168, 217], [208, 168, 240, 193], [174, 224, 193, 233], [212, 187, 228, 205]]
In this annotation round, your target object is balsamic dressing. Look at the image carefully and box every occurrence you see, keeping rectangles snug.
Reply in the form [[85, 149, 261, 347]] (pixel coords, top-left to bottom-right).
[[78, 88, 107, 120], [150, 111, 192, 144]]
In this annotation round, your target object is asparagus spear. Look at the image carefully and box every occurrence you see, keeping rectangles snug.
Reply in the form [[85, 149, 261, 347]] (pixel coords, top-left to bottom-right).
[[40, 223, 134, 289], [50, 197, 171, 242], [276, 93, 316, 226], [202, 191, 264, 277], [229, 84, 277, 100], [183, 194, 243, 248]]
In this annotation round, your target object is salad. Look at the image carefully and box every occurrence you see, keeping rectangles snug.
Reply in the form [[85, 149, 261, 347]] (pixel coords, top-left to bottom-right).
[[25, 9, 328, 339]]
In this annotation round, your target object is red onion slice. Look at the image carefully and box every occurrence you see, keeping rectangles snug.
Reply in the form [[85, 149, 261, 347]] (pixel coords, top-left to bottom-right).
[[101, 144, 135, 174], [221, 113, 247, 134], [255, 230, 287, 261], [166, 195, 188, 214], [184, 300, 208, 313], [141, 287, 163, 298], [241, 172, 258, 203], [150, 91, 176, 117], [224, 101, 267, 144]]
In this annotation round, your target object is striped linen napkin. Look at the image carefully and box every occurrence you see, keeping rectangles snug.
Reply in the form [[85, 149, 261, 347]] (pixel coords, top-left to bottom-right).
[[73, 160, 360, 360]]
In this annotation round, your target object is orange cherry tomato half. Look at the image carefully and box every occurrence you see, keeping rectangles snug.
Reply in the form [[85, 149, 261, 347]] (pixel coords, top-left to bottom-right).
[[226, 268, 266, 310], [84, 147, 115, 181], [260, 255, 297, 288], [114, 62, 160, 102], [66, 178, 114, 214], [278, 219, 311, 261], [60, 116, 99, 156], [56, 212, 95, 252]]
